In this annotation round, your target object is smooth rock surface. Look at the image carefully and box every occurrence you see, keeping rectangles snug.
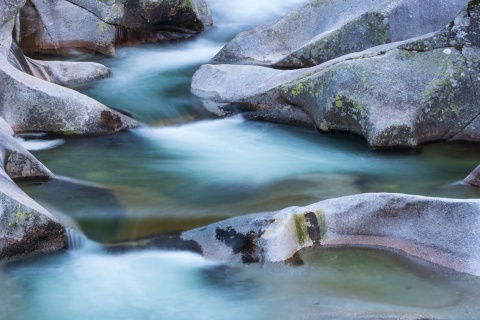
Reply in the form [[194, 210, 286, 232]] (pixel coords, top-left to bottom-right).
[[0, 2, 140, 134], [182, 193, 480, 276], [192, 1, 480, 148], [213, 0, 468, 67], [8, 41, 111, 85], [0, 52, 139, 134]]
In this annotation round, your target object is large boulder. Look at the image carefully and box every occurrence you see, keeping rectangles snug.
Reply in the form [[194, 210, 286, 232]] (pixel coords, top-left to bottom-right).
[[0, 6, 140, 134], [182, 193, 480, 276], [0, 117, 67, 260], [192, 1, 480, 148], [213, 0, 468, 67], [15, 0, 212, 56], [0, 51, 140, 134]]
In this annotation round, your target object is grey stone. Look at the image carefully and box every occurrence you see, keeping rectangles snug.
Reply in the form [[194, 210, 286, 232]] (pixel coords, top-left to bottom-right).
[[0, 8, 140, 135], [65, 0, 212, 30], [0, 52, 140, 134], [15, 0, 212, 56], [0, 117, 66, 260], [191, 1, 480, 148], [18, 0, 117, 56], [28, 59, 112, 86], [8, 41, 111, 86], [182, 193, 480, 276], [213, 0, 468, 67]]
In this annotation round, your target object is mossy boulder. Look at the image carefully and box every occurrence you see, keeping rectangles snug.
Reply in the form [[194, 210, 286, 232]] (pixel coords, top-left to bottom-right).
[[213, 0, 468, 68], [192, 2, 480, 148]]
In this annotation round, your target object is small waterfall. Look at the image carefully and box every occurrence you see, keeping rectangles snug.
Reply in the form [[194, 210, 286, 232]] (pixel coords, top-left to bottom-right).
[[65, 227, 86, 250]]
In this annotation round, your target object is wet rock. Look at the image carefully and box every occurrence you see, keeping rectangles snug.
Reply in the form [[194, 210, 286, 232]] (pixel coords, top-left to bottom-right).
[[15, 0, 212, 56], [0, 117, 67, 260], [213, 0, 467, 67], [191, 1, 480, 148], [182, 193, 480, 276]]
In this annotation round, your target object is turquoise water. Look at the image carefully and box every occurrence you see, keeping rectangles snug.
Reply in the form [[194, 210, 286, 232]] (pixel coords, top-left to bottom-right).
[[6, 0, 480, 318], [2, 246, 480, 320]]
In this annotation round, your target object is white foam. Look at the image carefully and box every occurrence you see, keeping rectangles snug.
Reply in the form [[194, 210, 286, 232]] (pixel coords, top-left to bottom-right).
[[15, 137, 65, 151]]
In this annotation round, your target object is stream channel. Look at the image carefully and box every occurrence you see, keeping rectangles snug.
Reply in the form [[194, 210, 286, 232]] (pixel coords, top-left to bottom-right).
[[3, 0, 480, 319]]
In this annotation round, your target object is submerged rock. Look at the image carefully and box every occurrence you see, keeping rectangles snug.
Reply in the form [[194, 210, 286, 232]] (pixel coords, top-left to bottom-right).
[[192, 1, 480, 148], [15, 0, 212, 56], [213, 0, 467, 67], [182, 193, 480, 276], [464, 165, 480, 187]]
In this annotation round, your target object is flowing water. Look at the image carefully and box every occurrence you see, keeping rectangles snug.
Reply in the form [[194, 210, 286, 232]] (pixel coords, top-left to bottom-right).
[[4, 0, 480, 318]]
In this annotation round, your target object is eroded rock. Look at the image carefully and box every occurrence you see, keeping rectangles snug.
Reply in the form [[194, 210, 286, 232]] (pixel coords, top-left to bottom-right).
[[182, 193, 480, 276]]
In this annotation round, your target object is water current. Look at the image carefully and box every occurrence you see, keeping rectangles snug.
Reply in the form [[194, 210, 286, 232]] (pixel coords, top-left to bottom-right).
[[4, 0, 480, 318]]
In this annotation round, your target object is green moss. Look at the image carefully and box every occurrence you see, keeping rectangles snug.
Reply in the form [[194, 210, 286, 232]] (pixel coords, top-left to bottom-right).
[[335, 95, 343, 107], [293, 214, 308, 246], [99, 21, 110, 33], [450, 103, 460, 114], [291, 82, 305, 97], [315, 209, 328, 240]]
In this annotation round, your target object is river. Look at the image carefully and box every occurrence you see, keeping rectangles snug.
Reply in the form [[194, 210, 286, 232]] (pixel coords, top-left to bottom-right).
[[3, 0, 480, 318]]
